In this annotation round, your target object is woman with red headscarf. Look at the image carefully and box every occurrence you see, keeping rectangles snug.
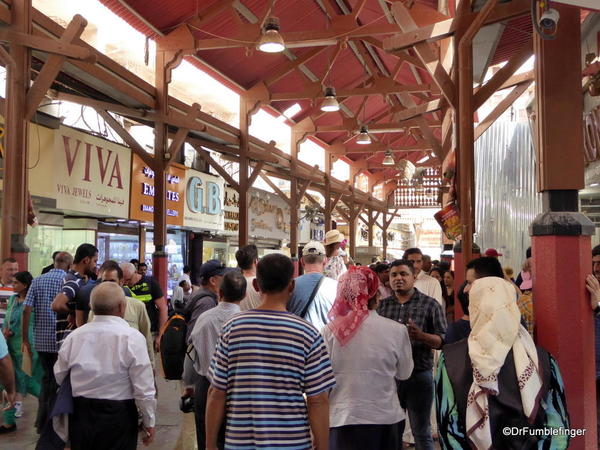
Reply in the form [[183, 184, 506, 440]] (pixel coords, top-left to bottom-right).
[[322, 266, 414, 450]]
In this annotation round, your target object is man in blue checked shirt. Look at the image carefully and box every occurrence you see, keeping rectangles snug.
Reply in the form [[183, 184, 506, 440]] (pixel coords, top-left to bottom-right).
[[22, 251, 72, 432]]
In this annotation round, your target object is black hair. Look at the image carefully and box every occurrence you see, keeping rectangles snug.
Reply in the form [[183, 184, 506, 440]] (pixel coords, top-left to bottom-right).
[[593, 245, 600, 258], [438, 261, 451, 271], [179, 280, 188, 288], [14, 271, 33, 290], [2, 257, 17, 264], [403, 248, 422, 258], [256, 254, 294, 294], [430, 267, 445, 278], [130, 258, 139, 265], [526, 246, 532, 259], [469, 256, 505, 279], [183, 265, 191, 274], [73, 244, 98, 264], [220, 270, 247, 303], [372, 263, 390, 274], [389, 259, 415, 274], [235, 245, 258, 271], [457, 281, 469, 316], [99, 260, 123, 280], [52, 251, 60, 261], [138, 262, 148, 268]]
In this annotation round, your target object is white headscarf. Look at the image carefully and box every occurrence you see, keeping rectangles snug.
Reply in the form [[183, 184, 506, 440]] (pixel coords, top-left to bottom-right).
[[466, 277, 543, 449]]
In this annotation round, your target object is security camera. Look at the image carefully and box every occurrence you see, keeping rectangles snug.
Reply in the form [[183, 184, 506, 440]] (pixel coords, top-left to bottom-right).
[[539, 8, 559, 31]]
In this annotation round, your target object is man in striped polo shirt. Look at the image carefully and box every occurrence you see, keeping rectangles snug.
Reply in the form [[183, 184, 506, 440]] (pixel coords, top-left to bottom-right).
[[206, 254, 336, 450]]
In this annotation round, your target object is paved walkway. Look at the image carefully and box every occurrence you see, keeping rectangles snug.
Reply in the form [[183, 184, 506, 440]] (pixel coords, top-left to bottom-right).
[[2, 375, 197, 450]]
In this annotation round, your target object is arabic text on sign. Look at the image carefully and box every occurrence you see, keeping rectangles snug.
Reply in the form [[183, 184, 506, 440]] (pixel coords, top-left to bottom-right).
[[142, 166, 180, 184]]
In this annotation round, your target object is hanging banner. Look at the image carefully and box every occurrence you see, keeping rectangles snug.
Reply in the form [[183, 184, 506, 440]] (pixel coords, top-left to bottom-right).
[[183, 170, 225, 231], [434, 203, 462, 240], [129, 154, 185, 225], [53, 126, 131, 218]]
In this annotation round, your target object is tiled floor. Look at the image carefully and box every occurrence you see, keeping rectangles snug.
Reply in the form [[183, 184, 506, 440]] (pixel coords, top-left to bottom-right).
[[2, 375, 197, 450], [3, 376, 440, 450]]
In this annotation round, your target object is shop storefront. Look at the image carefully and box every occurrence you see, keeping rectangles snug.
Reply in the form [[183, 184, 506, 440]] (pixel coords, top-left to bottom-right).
[[222, 186, 291, 265], [27, 123, 133, 274], [184, 168, 228, 277], [129, 154, 186, 292], [97, 221, 140, 263]]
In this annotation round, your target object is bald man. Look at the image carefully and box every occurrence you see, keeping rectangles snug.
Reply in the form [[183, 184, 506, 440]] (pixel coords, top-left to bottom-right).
[[54, 282, 156, 449], [120, 263, 166, 352]]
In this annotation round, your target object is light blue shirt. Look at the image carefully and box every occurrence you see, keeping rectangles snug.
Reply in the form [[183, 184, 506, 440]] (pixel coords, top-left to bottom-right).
[[183, 301, 241, 384]]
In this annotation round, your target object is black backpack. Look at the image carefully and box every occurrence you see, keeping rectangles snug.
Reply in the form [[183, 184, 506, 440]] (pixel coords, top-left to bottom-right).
[[160, 314, 187, 380]]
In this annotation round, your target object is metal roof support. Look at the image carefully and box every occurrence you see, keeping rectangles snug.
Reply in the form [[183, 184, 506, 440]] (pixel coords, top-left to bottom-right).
[[456, 0, 498, 270], [1, 0, 31, 264], [324, 154, 333, 232]]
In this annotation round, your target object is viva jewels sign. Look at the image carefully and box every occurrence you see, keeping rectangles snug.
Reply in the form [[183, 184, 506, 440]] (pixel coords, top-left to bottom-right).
[[54, 126, 131, 218]]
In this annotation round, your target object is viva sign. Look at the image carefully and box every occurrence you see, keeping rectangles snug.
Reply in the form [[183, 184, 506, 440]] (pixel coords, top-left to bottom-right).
[[183, 170, 224, 231], [54, 126, 131, 218]]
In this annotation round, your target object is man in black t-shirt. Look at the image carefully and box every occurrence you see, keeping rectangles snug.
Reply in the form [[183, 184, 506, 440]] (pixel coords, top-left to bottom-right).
[[51, 244, 98, 348], [121, 263, 166, 351]]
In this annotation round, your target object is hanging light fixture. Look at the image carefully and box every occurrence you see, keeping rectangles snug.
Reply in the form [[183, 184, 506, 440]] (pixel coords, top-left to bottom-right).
[[356, 126, 371, 145], [416, 154, 430, 164], [382, 150, 395, 166], [258, 18, 285, 53], [320, 87, 339, 112]]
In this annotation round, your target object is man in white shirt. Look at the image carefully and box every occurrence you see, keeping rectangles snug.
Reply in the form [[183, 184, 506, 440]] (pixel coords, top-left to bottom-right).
[[403, 248, 443, 306], [236, 244, 261, 310], [54, 282, 156, 449], [287, 241, 337, 330], [183, 270, 246, 450]]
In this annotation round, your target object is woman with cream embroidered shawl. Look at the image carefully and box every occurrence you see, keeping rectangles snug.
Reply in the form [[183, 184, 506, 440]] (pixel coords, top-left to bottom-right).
[[435, 276, 569, 449]]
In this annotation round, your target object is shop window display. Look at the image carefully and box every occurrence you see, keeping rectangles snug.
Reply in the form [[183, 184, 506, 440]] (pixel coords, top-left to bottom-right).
[[27, 225, 96, 276], [145, 230, 186, 296], [97, 232, 139, 264]]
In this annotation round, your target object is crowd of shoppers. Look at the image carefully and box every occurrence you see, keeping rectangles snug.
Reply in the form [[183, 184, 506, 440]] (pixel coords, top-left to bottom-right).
[[0, 236, 581, 450]]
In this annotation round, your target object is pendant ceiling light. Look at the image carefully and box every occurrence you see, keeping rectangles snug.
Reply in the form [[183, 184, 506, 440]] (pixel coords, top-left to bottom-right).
[[258, 18, 285, 53], [382, 150, 395, 166], [356, 126, 371, 145], [320, 87, 339, 112]]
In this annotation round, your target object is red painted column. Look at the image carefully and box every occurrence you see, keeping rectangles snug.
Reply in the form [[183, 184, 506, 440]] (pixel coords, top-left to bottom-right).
[[152, 252, 169, 296], [531, 4, 596, 448]]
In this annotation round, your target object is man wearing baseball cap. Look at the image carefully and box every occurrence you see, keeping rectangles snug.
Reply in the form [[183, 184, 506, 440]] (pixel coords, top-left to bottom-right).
[[288, 241, 338, 330], [484, 248, 503, 258], [184, 260, 229, 342]]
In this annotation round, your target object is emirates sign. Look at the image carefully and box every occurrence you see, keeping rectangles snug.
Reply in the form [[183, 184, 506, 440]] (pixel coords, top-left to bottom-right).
[[584, 105, 600, 163]]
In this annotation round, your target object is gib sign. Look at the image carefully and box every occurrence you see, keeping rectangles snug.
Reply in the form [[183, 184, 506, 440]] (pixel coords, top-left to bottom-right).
[[53, 126, 131, 218], [183, 170, 224, 231]]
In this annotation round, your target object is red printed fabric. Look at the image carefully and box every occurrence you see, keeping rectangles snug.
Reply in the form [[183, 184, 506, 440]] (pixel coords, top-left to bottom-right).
[[327, 266, 379, 346]]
